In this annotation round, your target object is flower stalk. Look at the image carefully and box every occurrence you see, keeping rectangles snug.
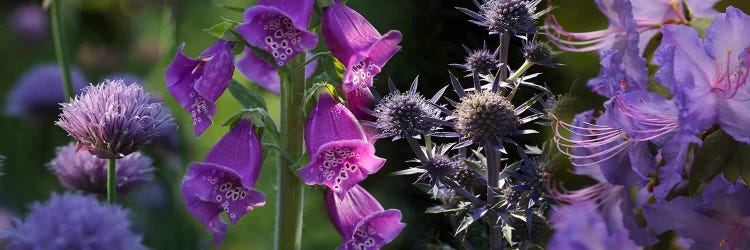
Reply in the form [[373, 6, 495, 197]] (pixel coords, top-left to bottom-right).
[[275, 55, 306, 250], [107, 158, 116, 203], [50, 0, 74, 100], [507, 59, 533, 82]]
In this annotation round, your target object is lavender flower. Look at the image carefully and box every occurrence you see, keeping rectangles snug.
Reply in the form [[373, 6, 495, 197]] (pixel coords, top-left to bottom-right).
[[459, 0, 546, 35], [57, 80, 174, 159], [643, 175, 750, 249], [166, 39, 234, 137], [325, 185, 405, 250], [5, 64, 87, 123], [236, 0, 318, 92], [180, 119, 265, 244], [11, 4, 47, 42], [4, 193, 145, 250], [321, 0, 402, 122], [48, 143, 154, 196], [298, 91, 386, 196]]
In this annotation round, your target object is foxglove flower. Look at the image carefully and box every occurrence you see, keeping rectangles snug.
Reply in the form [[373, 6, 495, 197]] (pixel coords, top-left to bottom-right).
[[325, 185, 405, 250], [548, 203, 640, 250], [48, 143, 154, 196], [181, 119, 265, 244], [298, 92, 386, 196], [655, 7, 750, 145], [322, 0, 402, 121], [236, 50, 319, 93], [643, 175, 750, 249], [57, 80, 174, 159], [166, 39, 234, 137], [235, 0, 318, 92], [5, 193, 145, 250], [5, 64, 87, 123]]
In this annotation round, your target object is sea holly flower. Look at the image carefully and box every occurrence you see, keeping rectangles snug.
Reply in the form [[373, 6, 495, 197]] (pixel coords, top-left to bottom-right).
[[165, 39, 235, 137], [458, 0, 547, 35], [57, 80, 175, 159], [370, 78, 445, 140], [5, 64, 87, 123], [451, 42, 501, 75], [5, 193, 146, 250], [48, 143, 154, 196], [643, 175, 750, 249], [181, 119, 265, 244], [235, 0, 318, 92], [321, 0, 402, 121], [325, 185, 405, 250], [655, 7, 750, 145], [546, 0, 718, 53], [297, 91, 386, 196]]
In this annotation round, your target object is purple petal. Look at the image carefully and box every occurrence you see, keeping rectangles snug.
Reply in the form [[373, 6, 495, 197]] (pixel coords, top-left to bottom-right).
[[165, 44, 218, 137], [237, 5, 318, 67], [257, 0, 315, 27], [298, 140, 385, 196], [549, 202, 640, 250], [719, 98, 750, 144], [204, 119, 263, 187], [194, 40, 235, 101], [653, 133, 698, 200], [619, 188, 659, 246], [587, 49, 627, 97], [643, 197, 731, 244], [306, 91, 367, 152], [324, 185, 405, 249], [569, 110, 607, 182], [237, 49, 281, 94], [683, 0, 719, 18]]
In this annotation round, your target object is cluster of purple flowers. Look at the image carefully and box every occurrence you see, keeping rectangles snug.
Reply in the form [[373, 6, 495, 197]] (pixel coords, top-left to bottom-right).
[[547, 0, 750, 248]]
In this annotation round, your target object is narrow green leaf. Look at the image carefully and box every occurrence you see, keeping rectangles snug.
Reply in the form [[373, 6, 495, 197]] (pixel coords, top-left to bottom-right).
[[216, 4, 246, 13], [204, 21, 238, 41], [228, 80, 267, 109]]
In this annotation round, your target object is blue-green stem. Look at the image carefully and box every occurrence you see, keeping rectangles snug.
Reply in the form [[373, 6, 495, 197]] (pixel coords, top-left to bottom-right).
[[488, 31, 511, 250], [50, 0, 74, 100], [275, 55, 306, 250], [507, 59, 533, 83], [107, 158, 116, 203]]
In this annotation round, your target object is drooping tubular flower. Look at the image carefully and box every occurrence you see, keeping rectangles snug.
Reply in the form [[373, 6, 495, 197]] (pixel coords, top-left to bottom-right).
[[181, 119, 265, 244], [57, 80, 175, 159], [321, 0, 402, 122], [48, 143, 154, 196], [297, 91, 386, 196], [165, 39, 235, 137], [546, 0, 718, 53], [325, 185, 405, 250], [236, 0, 318, 93]]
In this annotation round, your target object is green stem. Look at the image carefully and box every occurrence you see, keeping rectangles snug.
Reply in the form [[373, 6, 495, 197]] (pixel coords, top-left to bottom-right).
[[107, 158, 116, 203], [498, 32, 511, 81], [275, 56, 306, 250], [50, 0, 74, 100], [507, 59, 533, 83]]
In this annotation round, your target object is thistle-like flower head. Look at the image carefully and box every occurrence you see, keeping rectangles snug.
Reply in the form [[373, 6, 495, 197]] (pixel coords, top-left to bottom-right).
[[522, 37, 558, 67], [454, 91, 519, 144], [57, 80, 175, 159], [48, 143, 154, 196], [459, 0, 545, 35], [452, 42, 501, 75], [5, 193, 146, 250], [373, 79, 443, 139]]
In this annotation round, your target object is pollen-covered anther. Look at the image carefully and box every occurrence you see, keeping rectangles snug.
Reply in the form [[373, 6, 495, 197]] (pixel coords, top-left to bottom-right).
[[453, 91, 519, 143]]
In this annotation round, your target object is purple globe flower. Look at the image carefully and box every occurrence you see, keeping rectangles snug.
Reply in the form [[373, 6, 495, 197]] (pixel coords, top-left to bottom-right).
[[325, 185, 405, 250], [297, 91, 386, 197], [5, 64, 87, 123], [236, 0, 318, 93], [4, 193, 146, 250], [56, 79, 175, 159], [166, 39, 235, 137], [11, 4, 48, 42], [48, 143, 154, 196], [181, 119, 265, 245]]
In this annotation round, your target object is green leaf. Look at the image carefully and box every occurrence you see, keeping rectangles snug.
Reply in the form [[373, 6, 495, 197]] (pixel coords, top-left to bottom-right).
[[455, 207, 487, 235], [689, 129, 750, 192], [215, 3, 246, 13], [222, 108, 280, 142], [322, 56, 345, 83], [228, 80, 267, 110], [688, 18, 713, 38], [302, 82, 338, 119], [204, 21, 238, 41]]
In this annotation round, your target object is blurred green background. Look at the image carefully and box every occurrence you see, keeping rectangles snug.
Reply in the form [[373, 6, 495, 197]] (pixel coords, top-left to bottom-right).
[[0, 0, 748, 249]]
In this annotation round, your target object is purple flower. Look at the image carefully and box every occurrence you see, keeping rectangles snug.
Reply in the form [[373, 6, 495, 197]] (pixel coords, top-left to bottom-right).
[[325, 185, 405, 250], [655, 7, 750, 145], [48, 143, 154, 196], [57, 80, 174, 159], [643, 175, 750, 249], [180, 119, 265, 245], [5, 193, 145, 250], [235, 0, 318, 92], [237, 50, 319, 94], [165, 39, 235, 137], [5, 64, 87, 123], [321, 0, 402, 121], [11, 4, 48, 42], [548, 202, 640, 250], [587, 48, 647, 98], [297, 91, 385, 196]]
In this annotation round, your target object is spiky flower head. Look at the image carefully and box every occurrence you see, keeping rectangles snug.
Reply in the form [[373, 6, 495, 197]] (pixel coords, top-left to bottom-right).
[[460, 0, 545, 35], [522, 37, 558, 67], [453, 91, 518, 143], [48, 143, 154, 196], [5, 193, 146, 250], [373, 80, 443, 138], [452, 43, 501, 75], [57, 80, 175, 159]]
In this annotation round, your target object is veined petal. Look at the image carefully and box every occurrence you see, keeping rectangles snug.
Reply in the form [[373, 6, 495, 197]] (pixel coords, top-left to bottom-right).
[[237, 49, 281, 94], [653, 133, 698, 200], [306, 91, 367, 152], [719, 98, 750, 144], [298, 140, 385, 195], [194, 40, 235, 101], [237, 5, 318, 67], [324, 185, 405, 250]]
